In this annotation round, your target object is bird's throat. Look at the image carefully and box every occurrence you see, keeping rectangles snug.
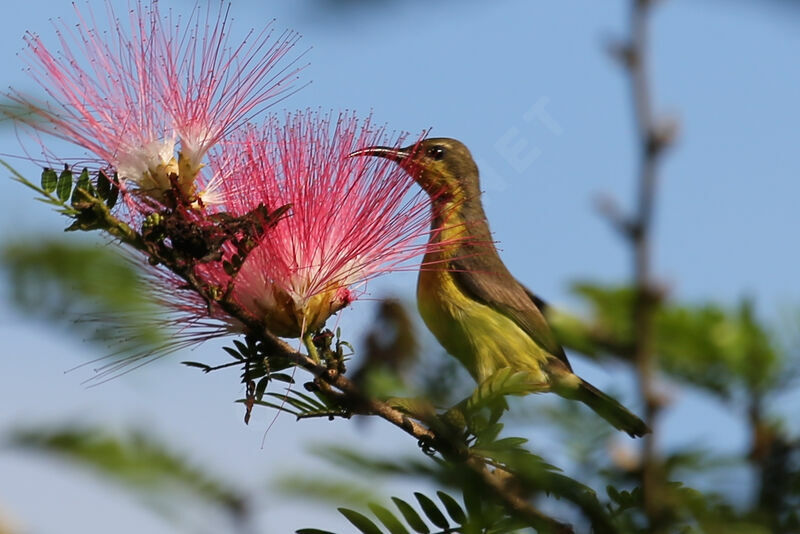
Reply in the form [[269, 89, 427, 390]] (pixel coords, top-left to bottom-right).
[[427, 188, 493, 259]]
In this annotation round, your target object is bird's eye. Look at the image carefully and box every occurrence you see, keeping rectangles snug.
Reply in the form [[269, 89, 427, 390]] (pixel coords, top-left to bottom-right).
[[427, 145, 445, 161]]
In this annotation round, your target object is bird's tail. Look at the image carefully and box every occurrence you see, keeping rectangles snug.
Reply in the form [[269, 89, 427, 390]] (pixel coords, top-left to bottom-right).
[[558, 378, 650, 438]]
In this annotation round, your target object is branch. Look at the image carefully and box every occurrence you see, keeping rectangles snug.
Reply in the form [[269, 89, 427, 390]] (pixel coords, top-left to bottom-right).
[[617, 0, 676, 529], [32, 170, 582, 531], [467, 457, 575, 534], [266, 335, 576, 533]]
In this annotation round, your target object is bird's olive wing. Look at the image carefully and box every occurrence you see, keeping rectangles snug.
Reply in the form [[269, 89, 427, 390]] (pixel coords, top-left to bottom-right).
[[448, 257, 573, 371], [521, 285, 549, 313]]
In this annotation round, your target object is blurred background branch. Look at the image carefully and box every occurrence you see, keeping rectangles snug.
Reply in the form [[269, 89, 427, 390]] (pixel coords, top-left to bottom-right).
[[6, 426, 255, 534], [607, 0, 676, 529]]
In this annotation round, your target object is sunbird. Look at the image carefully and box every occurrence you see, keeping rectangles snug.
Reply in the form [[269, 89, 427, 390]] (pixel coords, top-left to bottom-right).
[[350, 138, 649, 438]]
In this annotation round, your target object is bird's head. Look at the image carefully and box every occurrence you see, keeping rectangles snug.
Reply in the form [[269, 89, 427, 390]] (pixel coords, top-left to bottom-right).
[[349, 138, 479, 201]]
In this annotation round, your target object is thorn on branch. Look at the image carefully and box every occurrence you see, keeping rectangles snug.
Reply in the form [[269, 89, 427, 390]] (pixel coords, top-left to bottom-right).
[[606, 39, 639, 70], [595, 194, 636, 238], [646, 115, 680, 156]]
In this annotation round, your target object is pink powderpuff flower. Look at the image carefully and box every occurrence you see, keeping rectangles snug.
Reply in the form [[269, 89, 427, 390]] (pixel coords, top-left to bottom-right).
[[11, 0, 303, 206], [188, 111, 443, 339], [81, 112, 459, 382]]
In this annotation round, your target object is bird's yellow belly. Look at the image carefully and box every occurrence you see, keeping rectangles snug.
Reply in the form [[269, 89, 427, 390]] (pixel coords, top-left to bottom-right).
[[417, 265, 549, 383]]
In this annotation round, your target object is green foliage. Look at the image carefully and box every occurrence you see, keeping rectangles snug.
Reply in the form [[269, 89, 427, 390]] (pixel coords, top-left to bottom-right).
[[9, 426, 248, 521], [288, 292, 800, 534], [305, 428, 613, 532], [751, 432, 800, 532], [433, 369, 555, 449], [461, 369, 543, 426], [1, 237, 166, 362], [605, 480, 778, 534], [184, 334, 300, 423], [466, 369, 543, 413], [542, 282, 800, 532], [255, 387, 351, 420], [549, 283, 786, 397], [56, 167, 73, 202], [369, 502, 414, 534], [3, 238, 151, 317], [657, 299, 780, 395], [311, 445, 436, 479], [236, 330, 356, 422], [4, 162, 120, 222], [275, 475, 380, 509], [299, 490, 512, 534], [40, 167, 57, 192], [4, 129, 798, 534], [183, 329, 357, 424]]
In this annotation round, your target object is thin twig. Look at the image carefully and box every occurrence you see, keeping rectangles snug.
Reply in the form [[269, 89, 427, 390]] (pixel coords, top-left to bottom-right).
[[467, 457, 575, 534], [622, 0, 674, 529]]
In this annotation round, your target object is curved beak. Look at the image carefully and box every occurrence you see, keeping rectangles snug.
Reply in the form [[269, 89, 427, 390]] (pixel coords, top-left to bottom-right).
[[347, 145, 412, 163], [349, 143, 434, 193]]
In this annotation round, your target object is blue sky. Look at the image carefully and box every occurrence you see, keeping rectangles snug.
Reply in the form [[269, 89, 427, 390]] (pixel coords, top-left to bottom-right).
[[0, 1, 798, 532]]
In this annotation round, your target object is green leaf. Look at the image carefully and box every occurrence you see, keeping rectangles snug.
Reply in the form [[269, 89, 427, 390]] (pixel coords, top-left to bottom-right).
[[296, 529, 337, 534], [96, 169, 111, 200], [368, 503, 410, 534], [257, 387, 349, 420], [436, 491, 466, 525], [473, 436, 529, 454], [181, 361, 213, 372], [486, 516, 528, 533], [70, 168, 94, 206], [482, 448, 612, 531], [265, 392, 317, 413], [270, 373, 295, 384], [606, 485, 621, 504], [248, 400, 301, 418], [106, 172, 120, 209], [276, 475, 376, 509], [391, 497, 429, 534], [291, 389, 334, 409], [56, 165, 73, 202], [474, 423, 503, 447], [606, 485, 642, 513], [255, 377, 270, 400], [462, 484, 482, 520], [233, 339, 250, 356], [310, 446, 433, 479], [414, 493, 449, 529], [558, 283, 786, 397], [338, 508, 383, 534], [72, 167, 91, 201], [41, 167, 57, 192], [223, 346, 244, 360], [465, 368, 540, 414]]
